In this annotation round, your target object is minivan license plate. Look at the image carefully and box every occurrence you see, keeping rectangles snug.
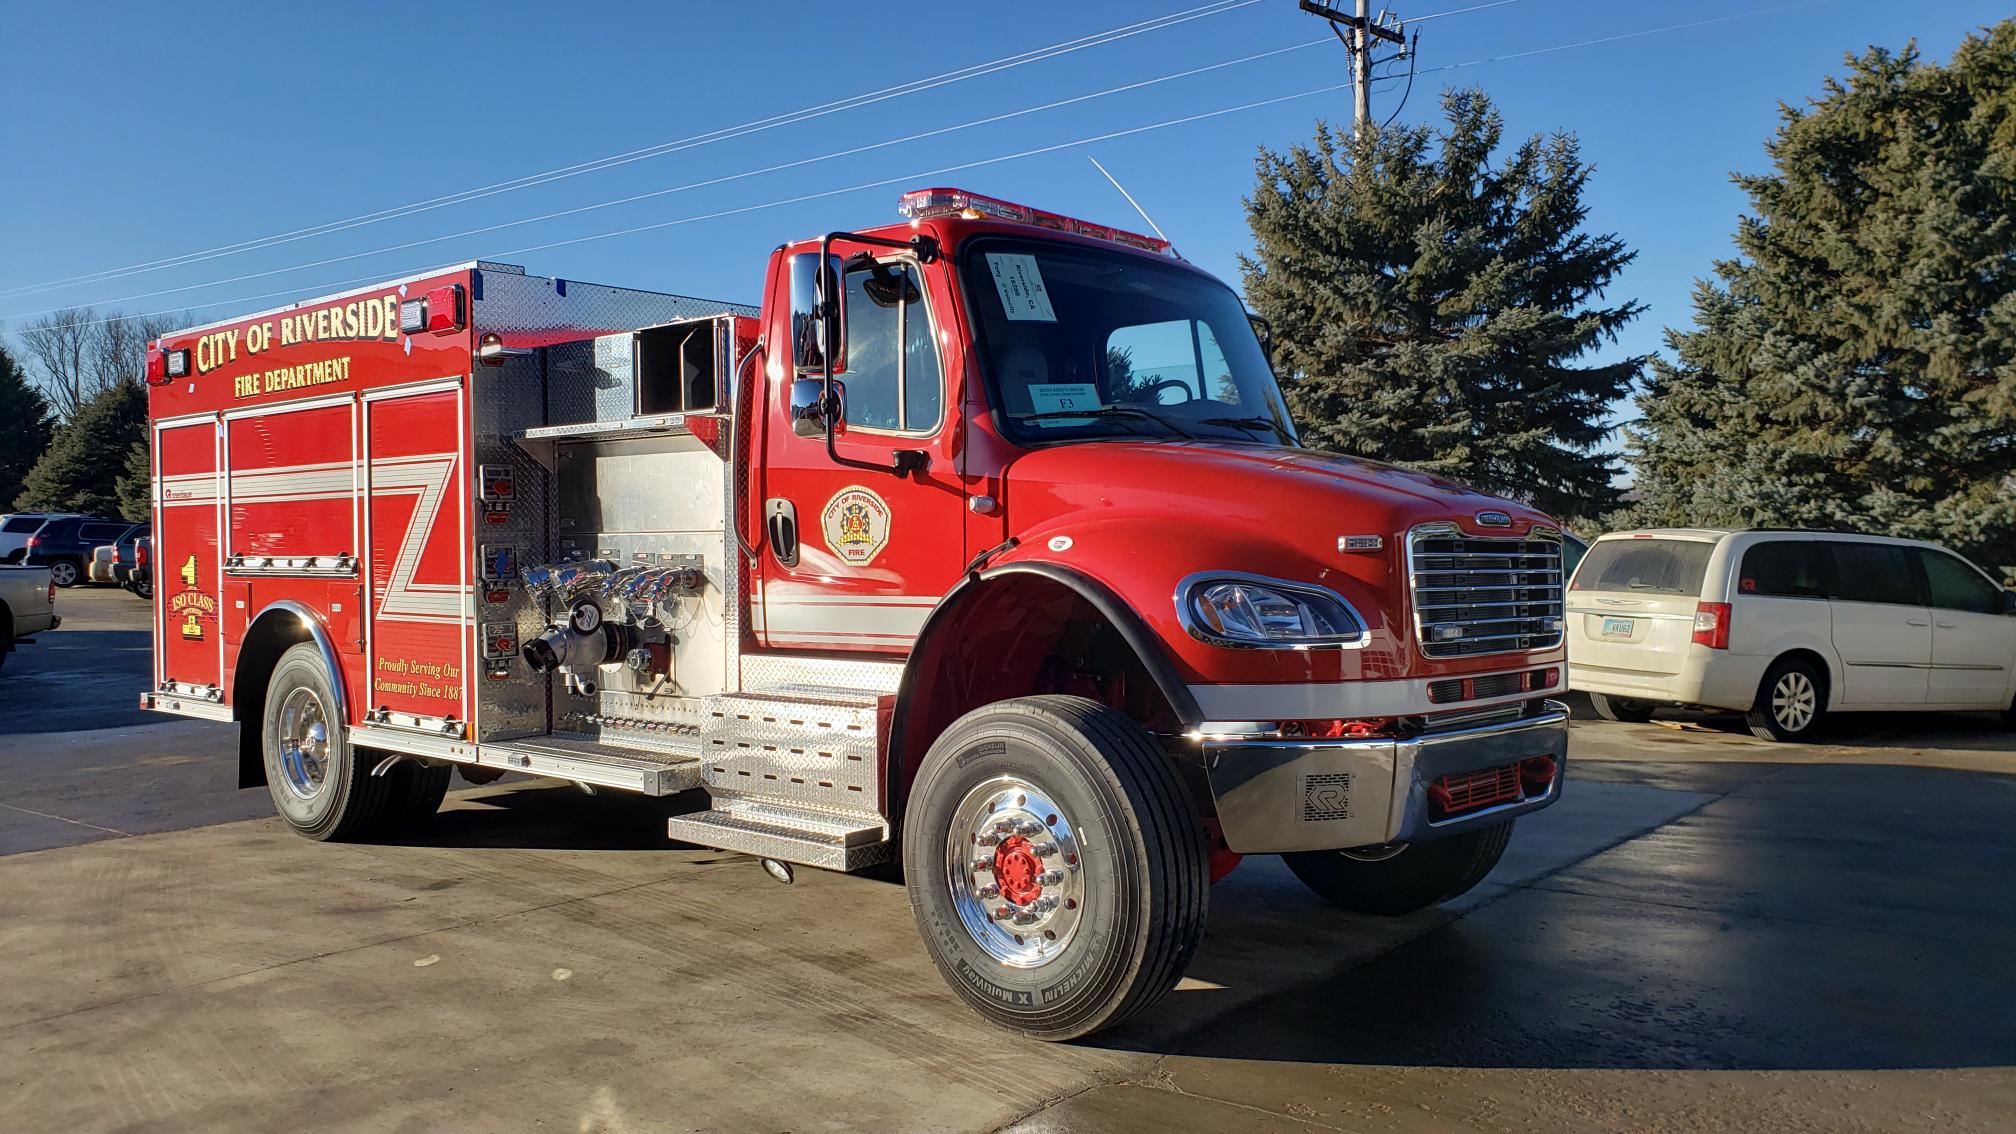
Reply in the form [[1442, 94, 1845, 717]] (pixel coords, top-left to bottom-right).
[[1600, 617, 1634, 639]]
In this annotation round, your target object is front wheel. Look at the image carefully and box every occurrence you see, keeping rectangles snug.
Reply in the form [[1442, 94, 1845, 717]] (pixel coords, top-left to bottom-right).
[[1283, 821, 1513, 916], [902, 695, 1208, 1041], [1745, 657, 1826, 742]]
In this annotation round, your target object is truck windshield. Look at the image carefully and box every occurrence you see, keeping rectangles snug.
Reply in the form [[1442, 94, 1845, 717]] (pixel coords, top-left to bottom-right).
[[961, 238, 1296, 446]]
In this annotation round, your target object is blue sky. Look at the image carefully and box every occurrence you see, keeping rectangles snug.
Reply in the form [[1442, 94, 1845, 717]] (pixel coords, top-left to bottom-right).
[[2, 0, 2005, 428]]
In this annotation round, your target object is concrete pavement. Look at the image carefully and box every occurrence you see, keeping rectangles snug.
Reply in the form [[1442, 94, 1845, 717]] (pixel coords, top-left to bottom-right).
[[2, 588, 2014, 1132]]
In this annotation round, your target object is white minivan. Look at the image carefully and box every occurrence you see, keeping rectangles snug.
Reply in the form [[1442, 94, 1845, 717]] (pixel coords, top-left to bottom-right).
[[1567, 529, 2016, 740]]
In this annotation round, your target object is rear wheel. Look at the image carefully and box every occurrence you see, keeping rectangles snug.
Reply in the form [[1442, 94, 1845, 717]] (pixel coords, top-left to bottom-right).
[[376, 760, 453, 835], [1283, 821, 1513, 916], [902, 695, 1208, 1041], [1745, 657, 1826, 742], [261, 643, 388, 840], [47, 559, 80, 587], [1587, 693, 1657, 724]]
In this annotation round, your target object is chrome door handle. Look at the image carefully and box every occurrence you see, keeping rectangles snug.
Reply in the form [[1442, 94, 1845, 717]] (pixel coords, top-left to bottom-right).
[[1905, 618, 1929, 627], [1937, 620, 1959, 628]]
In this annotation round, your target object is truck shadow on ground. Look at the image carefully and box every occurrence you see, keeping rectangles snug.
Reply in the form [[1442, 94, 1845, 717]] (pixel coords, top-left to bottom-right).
[[407, 779, 718, 853], [1099, 760, 2016, 1072]]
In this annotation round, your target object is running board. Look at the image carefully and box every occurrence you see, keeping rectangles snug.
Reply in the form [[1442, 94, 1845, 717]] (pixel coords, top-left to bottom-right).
[[480, 735, 703, 796], [666, 801, 892, 871]]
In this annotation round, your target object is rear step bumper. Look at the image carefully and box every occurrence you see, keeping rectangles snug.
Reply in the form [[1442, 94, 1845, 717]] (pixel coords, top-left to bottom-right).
[[1203, 700, 1569, 854]]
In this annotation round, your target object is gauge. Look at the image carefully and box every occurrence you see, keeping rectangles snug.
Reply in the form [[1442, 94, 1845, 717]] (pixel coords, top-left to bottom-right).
[[569, 600, 603, 634]]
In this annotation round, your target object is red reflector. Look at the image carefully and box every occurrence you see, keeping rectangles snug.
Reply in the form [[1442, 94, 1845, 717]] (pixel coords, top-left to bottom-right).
[[1519, 755, 1558, 790]]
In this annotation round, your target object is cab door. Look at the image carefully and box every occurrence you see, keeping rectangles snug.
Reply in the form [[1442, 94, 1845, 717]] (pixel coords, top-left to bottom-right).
[[757, 252, 965, 653]]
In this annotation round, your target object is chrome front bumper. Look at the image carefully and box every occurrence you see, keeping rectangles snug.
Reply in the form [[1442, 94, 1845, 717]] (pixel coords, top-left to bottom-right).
[[1203, 700, 1569, 854]]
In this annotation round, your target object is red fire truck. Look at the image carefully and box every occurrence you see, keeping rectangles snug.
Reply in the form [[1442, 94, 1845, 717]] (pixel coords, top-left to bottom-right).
[[142, 188, 1569, 1039]]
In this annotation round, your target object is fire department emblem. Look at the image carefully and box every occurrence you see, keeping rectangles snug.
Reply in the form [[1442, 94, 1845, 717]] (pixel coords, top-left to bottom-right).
[[820, 486, 890, 566]]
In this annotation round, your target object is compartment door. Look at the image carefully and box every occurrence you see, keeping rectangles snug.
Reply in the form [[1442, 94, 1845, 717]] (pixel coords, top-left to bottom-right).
[[155, 418, 224, 691], [363, 385, 470, 726]]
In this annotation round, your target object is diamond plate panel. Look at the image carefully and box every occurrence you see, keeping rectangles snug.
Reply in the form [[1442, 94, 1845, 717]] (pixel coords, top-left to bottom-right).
[[699, 691, 884, 820]]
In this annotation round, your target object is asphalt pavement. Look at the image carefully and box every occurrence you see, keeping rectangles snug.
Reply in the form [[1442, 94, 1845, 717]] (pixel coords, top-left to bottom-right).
[[2, 586, 2013, 1132]]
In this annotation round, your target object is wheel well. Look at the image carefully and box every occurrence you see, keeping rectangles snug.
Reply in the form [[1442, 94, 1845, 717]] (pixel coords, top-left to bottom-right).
[[1769, 648, 1833, 706], [0, 600, 13, 647], [231, 610, 321, 789], [887, 567, 1198, 829]]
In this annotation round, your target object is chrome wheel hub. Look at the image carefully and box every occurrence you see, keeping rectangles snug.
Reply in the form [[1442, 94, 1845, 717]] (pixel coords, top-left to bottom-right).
[[278, 687, 331, 800], [946, 776, 1085, 968], [1772, 671, 1816, 732]]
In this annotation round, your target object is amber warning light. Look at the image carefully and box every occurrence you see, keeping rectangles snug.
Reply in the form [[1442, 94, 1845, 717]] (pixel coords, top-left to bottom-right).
[[896, 188, 1173, 255]]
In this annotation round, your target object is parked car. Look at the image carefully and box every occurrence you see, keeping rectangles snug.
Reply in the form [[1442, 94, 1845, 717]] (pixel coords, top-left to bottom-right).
[[124, 534, 152, 599], [110, 523, 149, 587], [1567, 528, 2016, 740], [0, 563, 61, 673], [88, 543, 119, 584], [0, 512, 84, 564], [23, 516, 134, 587]]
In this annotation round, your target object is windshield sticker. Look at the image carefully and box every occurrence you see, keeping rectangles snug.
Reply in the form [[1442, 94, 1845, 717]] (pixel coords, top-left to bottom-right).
[[985, 253, 1057, 322], [1028, 383, 1099, 415]]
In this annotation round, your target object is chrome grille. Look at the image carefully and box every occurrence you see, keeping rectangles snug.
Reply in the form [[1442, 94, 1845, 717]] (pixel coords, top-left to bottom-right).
[[1409, 527, 1564, 658]]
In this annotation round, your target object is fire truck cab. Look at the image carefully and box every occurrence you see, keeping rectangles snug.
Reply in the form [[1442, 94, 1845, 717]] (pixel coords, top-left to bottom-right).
[[142, 188, 1569, 1040]]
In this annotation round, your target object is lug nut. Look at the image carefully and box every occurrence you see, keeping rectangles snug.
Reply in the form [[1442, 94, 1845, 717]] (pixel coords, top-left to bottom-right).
[[1011, 911, 1040, 926], [991, 907, 1014, 921], [1015, 819, 1044, 835], [1032, 842, 1059, 858], [974, 832, 1001, 848], [1039, 870, 1065, 886], [970, 858, 994, 873], [975, 884, 1000, 899]]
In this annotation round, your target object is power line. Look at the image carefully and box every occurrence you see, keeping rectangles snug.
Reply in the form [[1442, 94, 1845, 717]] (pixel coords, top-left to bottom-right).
[[2, 37, 1331, 321], [1408, 0, 1524, 23], [0, 0, 1259, 302], [39, 0, 1823, 336]]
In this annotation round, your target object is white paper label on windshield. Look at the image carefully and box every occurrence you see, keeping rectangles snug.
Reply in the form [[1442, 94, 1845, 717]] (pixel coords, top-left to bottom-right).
[[985, 253, 1057, 322], [1028, 383, 1099, 414]]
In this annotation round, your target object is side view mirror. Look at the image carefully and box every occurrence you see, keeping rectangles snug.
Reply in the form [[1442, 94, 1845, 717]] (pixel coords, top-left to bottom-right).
[[790, 377, 845, 439], [1246, 311, 1274, 359], [789, 253, 846, 373]]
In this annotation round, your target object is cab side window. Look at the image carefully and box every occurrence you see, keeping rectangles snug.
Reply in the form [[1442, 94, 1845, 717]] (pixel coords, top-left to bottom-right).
[[841, 261, 941, 433], [1919, 549, 2002, 615], [1738, 541, 1828, 598], [1825, 542, 1920, 605]]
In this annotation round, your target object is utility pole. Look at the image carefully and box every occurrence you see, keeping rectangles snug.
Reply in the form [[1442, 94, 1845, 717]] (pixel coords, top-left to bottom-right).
[[1298, 0, 1408, 130]]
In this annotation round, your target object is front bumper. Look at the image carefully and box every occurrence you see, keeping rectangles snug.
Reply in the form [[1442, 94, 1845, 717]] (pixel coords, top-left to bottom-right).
[[1203, 700, 1569, 854]]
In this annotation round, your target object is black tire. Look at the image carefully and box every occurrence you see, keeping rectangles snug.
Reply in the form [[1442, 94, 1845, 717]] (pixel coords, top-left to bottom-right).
[[47, 558, 81, 587], [1283, 820, 1513, 916], [1587, 692, 1657, 724], [261, 642, 389, 840], [0, 617, 11, 673], [901, 695, 1208, 1041], [1745, 656, 1827, 742], [132, 576, 153, 600], [376, 759, 453, 835]]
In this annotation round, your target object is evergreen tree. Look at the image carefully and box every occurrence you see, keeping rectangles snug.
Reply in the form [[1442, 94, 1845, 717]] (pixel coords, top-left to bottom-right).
[[14, 379, 147, 516], [1628, 23, 2016, 580], [1243, 90, 1643, 521], [116, 438, 151, 522], [0, 345, 55, 510]]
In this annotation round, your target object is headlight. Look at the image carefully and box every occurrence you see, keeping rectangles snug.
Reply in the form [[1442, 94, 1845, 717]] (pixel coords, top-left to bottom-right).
[[1179, 575, 1365, 648]]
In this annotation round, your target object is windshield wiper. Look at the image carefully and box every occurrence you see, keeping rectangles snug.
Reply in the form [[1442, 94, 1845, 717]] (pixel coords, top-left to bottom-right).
[[1014, 404, 1199, 439], [1199, 415, 1297, 445]]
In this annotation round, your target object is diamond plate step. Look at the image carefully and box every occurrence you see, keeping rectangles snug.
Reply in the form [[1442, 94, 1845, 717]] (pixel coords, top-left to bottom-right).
[[666, 801, 892, 871], [699, 691, 883, 814], [481, 733, 702, 796]]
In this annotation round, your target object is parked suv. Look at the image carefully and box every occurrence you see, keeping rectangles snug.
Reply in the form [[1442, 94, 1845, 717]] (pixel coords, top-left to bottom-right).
[[1567, 529, 2016, 740], [0, 513, 83, 563], [110, 523, 149, 588], [23, 516, 136, 587]]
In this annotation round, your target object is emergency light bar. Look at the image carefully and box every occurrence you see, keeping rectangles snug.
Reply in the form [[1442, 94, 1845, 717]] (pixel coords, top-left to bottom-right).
[[897, 188, 1173, 255]]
